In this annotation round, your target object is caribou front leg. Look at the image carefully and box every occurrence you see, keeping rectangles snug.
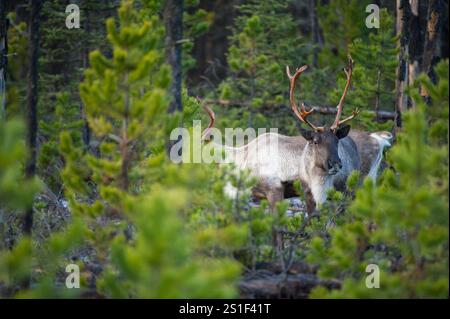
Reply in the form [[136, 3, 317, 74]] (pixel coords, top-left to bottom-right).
[[266, 185, 285, 258], [300, 180, 316, 216]]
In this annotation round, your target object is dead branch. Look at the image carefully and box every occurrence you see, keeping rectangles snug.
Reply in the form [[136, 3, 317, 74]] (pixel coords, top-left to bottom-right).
[[200, 99, 396, 121]]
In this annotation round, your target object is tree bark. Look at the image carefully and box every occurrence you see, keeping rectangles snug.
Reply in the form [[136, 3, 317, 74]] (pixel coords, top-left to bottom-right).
[[421, 0, 444, 93], [23, 0, 42, 236], [202, 99, 397, 121], [395, 0, 446, 113], [395, 0, 423, 126], [164, 0, 183, 114], [164, 0, 183, 155], [0, 0, 8, 121], [394, 0, 407, 131], [239, 263, 341, 299], [407, 0, 421, 96]]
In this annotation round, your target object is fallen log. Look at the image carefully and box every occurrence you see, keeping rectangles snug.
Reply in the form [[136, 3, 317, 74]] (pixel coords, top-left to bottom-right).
[[200, 99, 396, 121], [255, 261, 317, 275], [239, 272, 341, 299]]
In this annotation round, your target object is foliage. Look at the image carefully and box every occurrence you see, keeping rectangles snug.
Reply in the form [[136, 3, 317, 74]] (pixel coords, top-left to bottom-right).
[[188, 165, 285, 269], [39, 93, 84, 193], [1, 0, 448, 300], [36, 0, 114, 193], [61, 0, 240, 298], [327, 9, 398, 131], [317, 0, 371, 68], [216, 0, 309, 134], [182, 0, 213, 74], [307, 61, 449, 298], [0, 120, 40, 211], [0, 120, 80, 298], [5, 13, 28, 118]]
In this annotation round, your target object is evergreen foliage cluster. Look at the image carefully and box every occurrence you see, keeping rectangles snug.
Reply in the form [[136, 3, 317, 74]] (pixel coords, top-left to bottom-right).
[[307, 61, 449, 298], [0, 0, 447, 299]]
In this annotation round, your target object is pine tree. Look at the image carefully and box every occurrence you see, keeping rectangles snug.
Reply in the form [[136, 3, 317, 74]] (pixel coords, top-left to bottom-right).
[[38, 0, 114, 193], [4, 12, 28, 119], [182, 0, 212, 75], [307, 60, 449, 298], [326, 9, 398, 131], [60, 0, 240, 298], [217, 0, 309, 133], [38, 92, 83, 192], [23, 0, 42, 236], [317, 0, 371, 68], [0, 119, 40, 296]]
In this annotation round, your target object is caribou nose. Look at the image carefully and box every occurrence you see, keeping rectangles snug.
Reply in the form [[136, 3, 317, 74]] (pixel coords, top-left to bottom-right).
[[327, 159, 342, 174], [327, 159, 342, 170], [327, 160, 332, 170]]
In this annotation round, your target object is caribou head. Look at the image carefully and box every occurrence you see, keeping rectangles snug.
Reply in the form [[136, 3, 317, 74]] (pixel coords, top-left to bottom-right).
[[286, 55, 360, 176]]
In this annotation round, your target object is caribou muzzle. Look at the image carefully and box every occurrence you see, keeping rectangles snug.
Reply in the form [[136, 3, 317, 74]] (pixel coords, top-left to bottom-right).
[[327, 159, 342, 175]]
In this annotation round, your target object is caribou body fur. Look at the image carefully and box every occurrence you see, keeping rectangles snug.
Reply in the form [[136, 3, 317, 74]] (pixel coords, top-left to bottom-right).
[[216, 129, 391, 212]]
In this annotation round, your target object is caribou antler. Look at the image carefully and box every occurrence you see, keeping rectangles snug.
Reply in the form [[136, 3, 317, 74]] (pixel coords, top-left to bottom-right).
[[201, 104, 215, 141], [286, 65, 324, 132], [330, 55, 359, 131]]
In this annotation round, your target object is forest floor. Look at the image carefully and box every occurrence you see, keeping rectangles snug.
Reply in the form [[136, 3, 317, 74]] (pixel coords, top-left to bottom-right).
[[1, 193, 337, 298], [240, 197, 341, 298]]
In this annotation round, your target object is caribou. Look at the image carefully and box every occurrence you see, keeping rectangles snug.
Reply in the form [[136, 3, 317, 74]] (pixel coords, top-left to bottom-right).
[[202, 56, 392, 214]]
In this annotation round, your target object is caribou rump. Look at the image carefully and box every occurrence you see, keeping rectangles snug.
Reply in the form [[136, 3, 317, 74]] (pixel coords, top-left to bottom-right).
[[202, 56, 392, 214]]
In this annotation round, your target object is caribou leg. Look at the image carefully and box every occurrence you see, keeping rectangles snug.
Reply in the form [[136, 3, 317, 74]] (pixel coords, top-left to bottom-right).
[[266, 186, 285, 263], [300, 180, 316, 215]]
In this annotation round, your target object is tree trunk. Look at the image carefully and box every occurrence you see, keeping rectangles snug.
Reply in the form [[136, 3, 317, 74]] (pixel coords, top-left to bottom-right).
[[421, 0, 444, 98], [395, 0, 446, 114], [0, 0, 7, 121], [81, 0, 91, 149], [310, 0, 322, 68], [394, 0, 414, 132], [374, 68, 382, 121], [164, 0, 183, 114], [23, 0, 42, 236], [407, 0, 421, 98], [164, 0, 183, 155], [201, 99, 397, 121]]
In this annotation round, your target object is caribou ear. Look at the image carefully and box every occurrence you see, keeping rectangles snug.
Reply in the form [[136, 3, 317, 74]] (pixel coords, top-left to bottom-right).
[[300, 128, 314, 141], [335, 125, 350, 139]]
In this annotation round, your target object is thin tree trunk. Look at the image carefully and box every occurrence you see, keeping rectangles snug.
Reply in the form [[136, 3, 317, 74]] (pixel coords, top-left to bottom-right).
[[0, 0, 8, 121], [164, 0, 183, 155], [120, 80, 130, 193], [394, 0, 413, 132], [374, 68, 381, 120], [81, 0, 91, 149], [310, 0, 322, 68], [23, 0, 42, 236], [407, 0, 421, 107]]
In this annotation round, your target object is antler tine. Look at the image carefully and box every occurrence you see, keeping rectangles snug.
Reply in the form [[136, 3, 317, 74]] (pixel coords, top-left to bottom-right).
[[201, 105, 215, 141], [286, 64, 308, 79], [196, 97, 215, 141], [286, 64, 323, 131], [330, 54, 359, 131], [337, 108, 360, 126]]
